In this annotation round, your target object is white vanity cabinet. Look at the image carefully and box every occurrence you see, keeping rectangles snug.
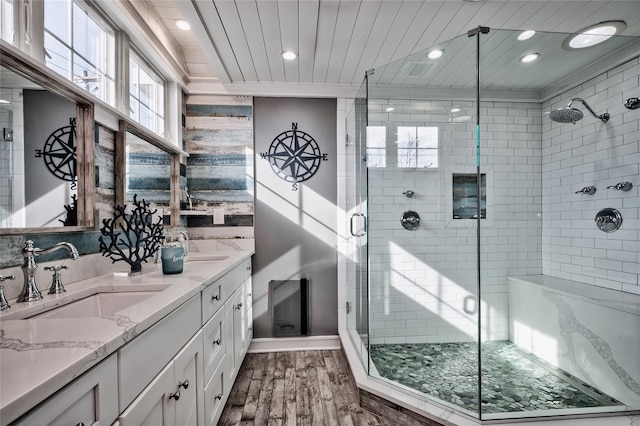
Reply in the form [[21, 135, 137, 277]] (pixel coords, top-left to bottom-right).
[[10, 353, 119, 426], [5, 254, 253, 426], [118, 331, 205, 426]]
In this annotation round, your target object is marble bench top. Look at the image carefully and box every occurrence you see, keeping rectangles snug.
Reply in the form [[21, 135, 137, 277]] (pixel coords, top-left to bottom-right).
[[508, 275, 640, 316]]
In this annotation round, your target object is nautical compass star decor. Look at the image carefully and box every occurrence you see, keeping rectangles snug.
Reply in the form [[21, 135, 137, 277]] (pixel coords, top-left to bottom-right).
[[260, 122, 328, 191], [34, 117, 77, 189]]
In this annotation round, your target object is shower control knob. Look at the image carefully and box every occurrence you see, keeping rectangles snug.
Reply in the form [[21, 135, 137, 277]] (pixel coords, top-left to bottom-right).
[[575, 186, 596, 195], [607, 182, 633, 191]]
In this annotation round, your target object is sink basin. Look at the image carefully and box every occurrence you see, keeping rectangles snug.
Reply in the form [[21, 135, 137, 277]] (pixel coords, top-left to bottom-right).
[[186, 254, 229, 262], [25, 288, 168, 320]]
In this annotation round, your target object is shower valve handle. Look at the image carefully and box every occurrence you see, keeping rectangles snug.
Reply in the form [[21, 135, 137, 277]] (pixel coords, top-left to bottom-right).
[[575, 186, 596, 195], [607, 182, 633, 191]]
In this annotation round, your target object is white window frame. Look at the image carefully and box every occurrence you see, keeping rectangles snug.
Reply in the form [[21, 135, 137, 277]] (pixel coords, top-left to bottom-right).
[[43, 0, 116, 106], [129, 49, 165, 137]]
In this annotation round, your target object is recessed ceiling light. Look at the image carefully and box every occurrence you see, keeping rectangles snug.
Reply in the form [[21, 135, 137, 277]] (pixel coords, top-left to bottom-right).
[[451, 108, 461, 113], [520, 53, 539, 63], [563, 21, 626, 50], [517, 30, 535, 41], [175, 19, 191, 31], [385, 107, 395, 112], [0, 99, 10, 104], [427, 49, 444, 59], [282, 51, 297, 61]]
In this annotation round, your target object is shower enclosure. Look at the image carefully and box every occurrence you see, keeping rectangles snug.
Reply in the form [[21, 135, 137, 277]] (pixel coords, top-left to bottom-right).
[[343, 27, 640, 422]]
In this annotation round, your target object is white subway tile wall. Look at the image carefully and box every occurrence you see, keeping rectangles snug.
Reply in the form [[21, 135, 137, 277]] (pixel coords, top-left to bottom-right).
[[542, 57, 640, 295], [363, 98, 542, 345]]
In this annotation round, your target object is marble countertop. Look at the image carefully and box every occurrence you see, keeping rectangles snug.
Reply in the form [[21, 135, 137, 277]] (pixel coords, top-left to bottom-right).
[[0, 249, 253, 424]]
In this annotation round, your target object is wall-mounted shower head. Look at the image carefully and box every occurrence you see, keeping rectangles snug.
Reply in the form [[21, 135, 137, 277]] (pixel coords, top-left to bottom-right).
[[549, 98, 610, 124]]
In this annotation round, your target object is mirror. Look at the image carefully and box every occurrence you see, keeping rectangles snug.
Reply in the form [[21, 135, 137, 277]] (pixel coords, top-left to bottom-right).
[[115, 121, 180, 227], [125, 131, 172, 223], [0, 56, 94, 234]]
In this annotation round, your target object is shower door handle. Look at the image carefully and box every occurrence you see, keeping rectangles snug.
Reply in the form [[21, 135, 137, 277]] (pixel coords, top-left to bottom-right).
[[350, 213, 367, 237]]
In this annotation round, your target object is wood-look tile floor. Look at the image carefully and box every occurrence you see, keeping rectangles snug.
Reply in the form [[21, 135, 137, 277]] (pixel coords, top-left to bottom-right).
[[218, 350, 385, 425]]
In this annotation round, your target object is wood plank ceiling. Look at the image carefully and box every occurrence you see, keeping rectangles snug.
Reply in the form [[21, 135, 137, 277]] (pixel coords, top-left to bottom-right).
[[147, 0, 640, 92]]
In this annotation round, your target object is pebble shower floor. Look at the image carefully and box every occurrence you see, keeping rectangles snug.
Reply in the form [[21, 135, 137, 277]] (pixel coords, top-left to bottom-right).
[[370, 341, 621, 414]]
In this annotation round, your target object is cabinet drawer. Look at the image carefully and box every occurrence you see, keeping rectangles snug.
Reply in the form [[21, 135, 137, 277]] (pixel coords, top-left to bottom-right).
[[201, 261, 250, 325], [203, 356, 227, 426], [11, 354, 118, 426], [119, 295, 200, 412], [118, 361, 175, 426], [202, 305, 226, 383]]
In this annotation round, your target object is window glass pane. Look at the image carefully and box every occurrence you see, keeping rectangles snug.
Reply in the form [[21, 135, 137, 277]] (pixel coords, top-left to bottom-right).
[[397, 126, 438, 168], [45, 0, 69, 45], [130, 51, 165, 136], [130, 97, 139, 122], [73, 54, 101, 97], [1, 0, 15, 43], [44, 32, 71, 77], [417, 126, 438, 148], [72, 3, 103, 68], [366, 126, 386, 168]]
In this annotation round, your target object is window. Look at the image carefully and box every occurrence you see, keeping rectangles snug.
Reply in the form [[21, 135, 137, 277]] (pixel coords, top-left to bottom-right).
[[452, 173, 486, 219], [44, 0, 115, 105], [0, 0, 13, 43], [130, 51, 165, 137], [366, 126, 386, 168], [397, 126, 438, 168]]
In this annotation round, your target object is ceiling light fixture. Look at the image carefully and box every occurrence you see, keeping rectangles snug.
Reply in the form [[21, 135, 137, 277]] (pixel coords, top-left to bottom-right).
[[0, 99, 11, 104], [427, 49, 444, 59], [451, 108, 461, 113], [282, 51, 297, 61], [520, 53, 539, 63], [517, 30, 535, 41], [563, 21, 626, 50], [385, 107, 395, 112], [175, 19, 191, 31]]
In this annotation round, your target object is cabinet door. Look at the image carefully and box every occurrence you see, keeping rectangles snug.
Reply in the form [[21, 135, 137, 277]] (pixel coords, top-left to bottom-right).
[[224, 290, 240, 381], [203, 303, 226, 383], [118, 362, 176, 426], [10, 354, 118, 426], [173, 331, 205, 426], [203, 356, 227, 426]]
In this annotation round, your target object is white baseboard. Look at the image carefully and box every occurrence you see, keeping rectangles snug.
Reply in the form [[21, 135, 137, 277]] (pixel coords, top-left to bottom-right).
[[247, 335, 341, 353]]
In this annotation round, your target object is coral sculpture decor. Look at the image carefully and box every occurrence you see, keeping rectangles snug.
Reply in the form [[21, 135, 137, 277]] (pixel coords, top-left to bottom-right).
[[99, 194, 164, 272]]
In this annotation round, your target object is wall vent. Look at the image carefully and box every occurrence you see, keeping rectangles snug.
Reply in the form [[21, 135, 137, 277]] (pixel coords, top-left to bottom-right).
[[270, 279, 309, 337]]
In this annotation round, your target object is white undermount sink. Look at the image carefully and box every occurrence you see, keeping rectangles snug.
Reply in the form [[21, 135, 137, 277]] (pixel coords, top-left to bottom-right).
[[26, 291, 159, 319], [8, 285, 172, 320]]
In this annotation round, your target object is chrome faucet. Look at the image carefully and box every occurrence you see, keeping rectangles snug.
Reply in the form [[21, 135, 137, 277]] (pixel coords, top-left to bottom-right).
[[178, 231, 189, 256], [18, 240, 79, 303]]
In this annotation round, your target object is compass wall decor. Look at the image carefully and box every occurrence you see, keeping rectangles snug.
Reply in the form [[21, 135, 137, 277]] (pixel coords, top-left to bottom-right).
[[260, 122, 328, 191], [34, 118, 77, 189]]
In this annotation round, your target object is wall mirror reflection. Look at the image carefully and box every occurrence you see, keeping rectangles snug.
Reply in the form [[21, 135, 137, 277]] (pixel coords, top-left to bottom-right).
[[125, 130, 172, 222], [0, 61, 94, 232]]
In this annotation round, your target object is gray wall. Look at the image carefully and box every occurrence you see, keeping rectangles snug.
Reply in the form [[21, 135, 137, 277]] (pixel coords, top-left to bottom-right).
[[24, 90, 76, 227], [253, 97, 337, 338]]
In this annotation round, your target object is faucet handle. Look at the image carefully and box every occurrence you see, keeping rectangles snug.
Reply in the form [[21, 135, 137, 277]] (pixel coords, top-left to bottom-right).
[[0, 285, 10, 310], [45, 265, 68, 295]]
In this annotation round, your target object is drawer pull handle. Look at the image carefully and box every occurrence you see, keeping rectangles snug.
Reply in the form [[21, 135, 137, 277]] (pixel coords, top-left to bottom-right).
[[179, 380, 189, 390], [213, 338, 221, 345], [235, 303, 243, 310], [211, 294, 220, 301], [169, 390, 180, 401], [214, 393, 223, 401]]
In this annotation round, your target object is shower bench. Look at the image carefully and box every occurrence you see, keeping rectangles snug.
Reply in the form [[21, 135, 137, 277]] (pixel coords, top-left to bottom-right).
[[507, 275, 640, 408]]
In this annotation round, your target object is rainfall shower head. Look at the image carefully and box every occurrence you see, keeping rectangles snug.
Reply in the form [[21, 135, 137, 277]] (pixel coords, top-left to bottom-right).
[[549, 98, 610, 124]]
